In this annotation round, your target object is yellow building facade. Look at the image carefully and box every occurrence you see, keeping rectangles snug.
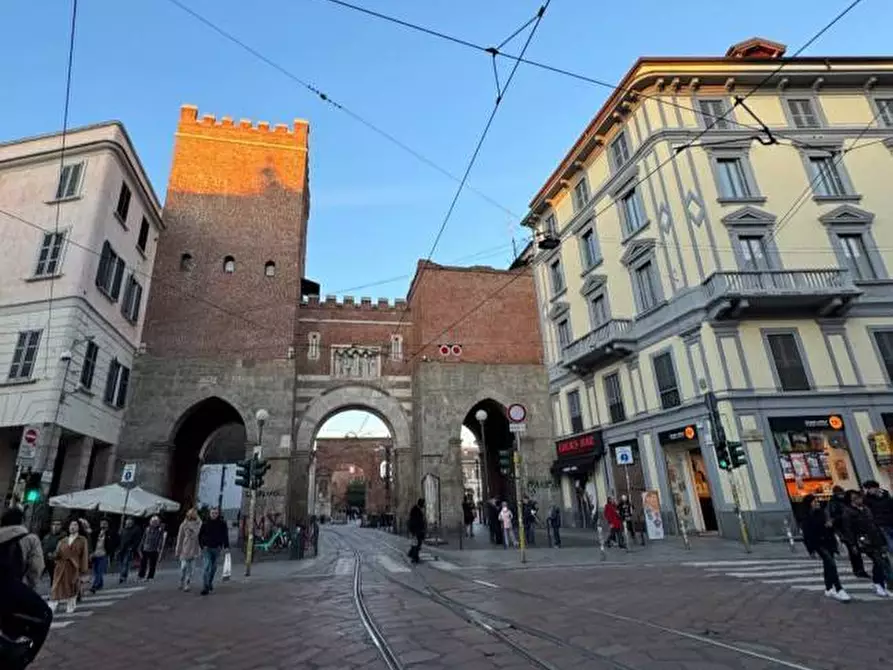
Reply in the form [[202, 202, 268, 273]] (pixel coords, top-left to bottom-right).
[[523, 38, 893, 539]]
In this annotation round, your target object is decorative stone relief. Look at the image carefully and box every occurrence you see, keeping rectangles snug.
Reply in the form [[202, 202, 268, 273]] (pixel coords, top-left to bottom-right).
[[331, 346, 381, 379]]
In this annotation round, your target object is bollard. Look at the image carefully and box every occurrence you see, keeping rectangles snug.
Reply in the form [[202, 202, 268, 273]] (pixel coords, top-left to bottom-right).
[[596, 522, 606, 561], [680, 517, 691, 550], [290, 527, 303, 560], [783, 517, 797, 553], [458, 522, 463, 551]]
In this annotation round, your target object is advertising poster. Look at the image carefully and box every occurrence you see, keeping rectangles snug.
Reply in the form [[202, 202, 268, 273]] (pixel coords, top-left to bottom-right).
[[642, 489, 664, 540]]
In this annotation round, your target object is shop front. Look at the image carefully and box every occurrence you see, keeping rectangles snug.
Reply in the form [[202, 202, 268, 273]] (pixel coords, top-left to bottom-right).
[[552, 430, 604, 528], [769, 414, 860, 518], [658, 423, 719, 534]]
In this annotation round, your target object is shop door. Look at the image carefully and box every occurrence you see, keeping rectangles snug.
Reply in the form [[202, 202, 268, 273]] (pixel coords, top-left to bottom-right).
[[688, 450, 718, 532]]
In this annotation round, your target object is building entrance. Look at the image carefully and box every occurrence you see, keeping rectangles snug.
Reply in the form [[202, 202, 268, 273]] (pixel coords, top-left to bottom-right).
[[660, 424, 718, 534]]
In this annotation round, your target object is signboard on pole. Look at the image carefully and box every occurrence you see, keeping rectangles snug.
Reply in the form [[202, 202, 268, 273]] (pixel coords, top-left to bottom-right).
[[507, 403, 527, 423], [509, 422, 527, 434], [615, 445, 634, 466], [16, 426, 40, 466], [121, 463, 137, 486]]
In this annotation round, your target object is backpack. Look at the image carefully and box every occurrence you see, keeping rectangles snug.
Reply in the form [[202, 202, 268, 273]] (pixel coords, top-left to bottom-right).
[[0, 533, 26, 582]]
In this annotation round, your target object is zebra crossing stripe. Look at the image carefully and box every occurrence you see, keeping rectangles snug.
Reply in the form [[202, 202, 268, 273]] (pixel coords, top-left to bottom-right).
[[429, 560, 460, 572], [376, 555, 410, 573]]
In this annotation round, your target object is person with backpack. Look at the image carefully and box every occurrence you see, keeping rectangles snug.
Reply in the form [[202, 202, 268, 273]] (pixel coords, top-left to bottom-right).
[[0, 508, 52, 669]]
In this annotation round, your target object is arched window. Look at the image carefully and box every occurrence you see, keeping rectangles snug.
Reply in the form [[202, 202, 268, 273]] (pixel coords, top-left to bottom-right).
[[264, 261, 276, 277], [223, 256, 235, 274], [180, 253, 193, 272]]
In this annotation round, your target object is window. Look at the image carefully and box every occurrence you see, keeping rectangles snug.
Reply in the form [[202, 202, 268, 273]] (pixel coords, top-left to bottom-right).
[[580, 228, 600, 269], [556, 319, 571, 349], [738, 235, 769, 271], [767, 332, 810, 391], [308, 332, 321, 361], [567, 390, 584, 433], [633, 261, 659, 311], [180, 253, 194, 272], [264, 261, 276, 277], [604, 373, 625, 423], [544, 214, 557, 236], [549, 259, 565, 294], [223, 256, 235, 273], [137, 218, 150, 253], [838, 233, 876, 280], [390, 334, 403, 362], [876, 98, 893, 127], [620, 188, 646, 236], [589, 294, 608, 327], [55, 162, 83, 200], [787, 99, 820, 129], [653, 352, 681, 409], [115, 182, 132, 222], [572, 178, 590, 212], [698, 99, 732, 130], [121, 275, 143, 324], [104, 359, 130, 408], [80, 341, 98, 390], [610, 133, 631, 170], [715, 157, 753, 199], [808, 155, 848, 198], [34, 231, 66, 277], [95, 241, 125, 301], [8, 330, 41, 381], [874, 331, 893, 382]]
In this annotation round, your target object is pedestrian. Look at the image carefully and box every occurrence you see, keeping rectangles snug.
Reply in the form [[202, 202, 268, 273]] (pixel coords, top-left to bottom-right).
[[117, 518, 142, 584], [41, 520, 63, 587], [487, 498, 501, 545], [800, 494, 851, 602], [618, 494, 634, 543], [175, 508, 202, 592], [604, 497, 624, 548], [862, 480, 893, 552], [0, 508, 52, 668], [828, 485, 868, 578], [522, 495, 538, 546], [49, 519, 89, 614], [198, 507, 229, 595], [138, 516, 164, 582], [548, 504, 562, 548], [842, 490, 891, 597], [89, 519, 117, 593], [462, 495, 475, 538], [407, 498, 426, 564], [498, 502, 516, 549]]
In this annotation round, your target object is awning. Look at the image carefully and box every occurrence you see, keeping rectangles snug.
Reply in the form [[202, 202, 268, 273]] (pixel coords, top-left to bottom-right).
[[49, 484, 180, 517]]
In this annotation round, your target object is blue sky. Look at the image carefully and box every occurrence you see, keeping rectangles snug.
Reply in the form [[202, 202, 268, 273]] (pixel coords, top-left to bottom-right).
[[4, 1, 889, 306]]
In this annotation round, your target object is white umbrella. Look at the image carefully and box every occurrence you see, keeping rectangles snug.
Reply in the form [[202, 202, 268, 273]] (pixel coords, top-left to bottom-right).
[[49, 483, 180, 517]]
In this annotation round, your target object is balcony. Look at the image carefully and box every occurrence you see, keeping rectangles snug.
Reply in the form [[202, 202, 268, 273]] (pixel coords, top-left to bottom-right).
[[562, 319, 635, 371], [703, 269, 860, 320]]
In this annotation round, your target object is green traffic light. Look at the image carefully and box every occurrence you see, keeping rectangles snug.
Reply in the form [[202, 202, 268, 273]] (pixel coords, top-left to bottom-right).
[[24, 489, 41, 503]]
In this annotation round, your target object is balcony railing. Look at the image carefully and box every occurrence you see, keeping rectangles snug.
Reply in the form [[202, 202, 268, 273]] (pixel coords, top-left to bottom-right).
[[704, 269, 857, 298], [563, 318, 634, 368]]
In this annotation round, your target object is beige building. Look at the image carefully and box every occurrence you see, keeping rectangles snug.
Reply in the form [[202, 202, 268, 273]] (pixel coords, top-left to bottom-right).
[[0, 123, 162, 507], [523, 37, 893, 538]]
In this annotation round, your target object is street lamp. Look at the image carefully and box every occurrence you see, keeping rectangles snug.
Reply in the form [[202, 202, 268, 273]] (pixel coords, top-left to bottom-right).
[[376, 443, 393, 530], [475, 409, 489, 501], [245, 408, 269, 576], [255, 409, 269, 450]]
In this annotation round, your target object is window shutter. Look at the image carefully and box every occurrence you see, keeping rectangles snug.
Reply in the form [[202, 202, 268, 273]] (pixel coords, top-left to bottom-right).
[[132, 284, 143, 322], [121, 277, 133, 318], [110, 258, 125, 300], [96, 242, 111, 288], [104, 360, 119, 404], [116, 367, 130, 407]]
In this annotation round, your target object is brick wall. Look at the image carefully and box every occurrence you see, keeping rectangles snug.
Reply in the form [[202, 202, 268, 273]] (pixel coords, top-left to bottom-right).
[[315, 437, 393, 513], [141, 105, 310, 358], [406, 262, 543, 366]]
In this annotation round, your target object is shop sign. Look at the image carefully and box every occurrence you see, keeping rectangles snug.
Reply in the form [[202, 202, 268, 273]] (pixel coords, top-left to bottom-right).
[[556, 430, 603, 459], [658, 424, 698, 445], [769, 415, 845, 433]]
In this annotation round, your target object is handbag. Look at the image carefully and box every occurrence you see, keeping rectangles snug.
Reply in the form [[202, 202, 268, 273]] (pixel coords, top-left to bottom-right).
[[222, 551, 232, 581]]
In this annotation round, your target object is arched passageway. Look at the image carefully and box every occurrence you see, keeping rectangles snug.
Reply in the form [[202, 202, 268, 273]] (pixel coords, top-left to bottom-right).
[[463, 399, 514, 504]]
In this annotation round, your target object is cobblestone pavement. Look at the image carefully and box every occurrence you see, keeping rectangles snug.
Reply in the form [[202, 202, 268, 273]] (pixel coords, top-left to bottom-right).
[[30, 525, 893, 669]]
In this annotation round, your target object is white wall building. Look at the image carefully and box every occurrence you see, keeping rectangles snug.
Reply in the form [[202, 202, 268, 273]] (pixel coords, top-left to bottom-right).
[[0, 122, 162, 505]]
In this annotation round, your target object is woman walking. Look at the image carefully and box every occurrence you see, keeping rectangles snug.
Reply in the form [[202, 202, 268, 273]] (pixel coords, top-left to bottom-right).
[[801, 494, 851, 602], [498, 502, 516, 549], [175, 509, 202, 591], [49, 520, 89, 614]]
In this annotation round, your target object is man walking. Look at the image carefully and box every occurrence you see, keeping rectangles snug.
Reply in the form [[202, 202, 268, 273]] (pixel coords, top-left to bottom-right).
[[407, 498, 426, 564], [863, 480, 893, 551], [198, 507, 229, 595], [117, 518, 141, 584], [41, 520, 63, 587]]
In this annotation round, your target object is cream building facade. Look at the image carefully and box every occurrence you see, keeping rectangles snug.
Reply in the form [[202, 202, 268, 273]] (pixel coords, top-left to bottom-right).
[[523, 38, 893, 539], [0, 123, 163, 506]]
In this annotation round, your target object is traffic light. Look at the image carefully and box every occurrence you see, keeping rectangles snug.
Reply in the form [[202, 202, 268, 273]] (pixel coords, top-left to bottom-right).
[[715, 442, 731, 471], [729, 441, 747, 469], [498, 449, 512, 476], [23, 473, 42, 504], [235, 458, 252, 489], [252, 457, 270, 489]]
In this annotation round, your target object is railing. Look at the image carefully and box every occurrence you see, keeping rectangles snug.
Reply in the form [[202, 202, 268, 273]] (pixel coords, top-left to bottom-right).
[[563, 318, 634, 363], [547, 363, 566, 383], [704, 269, 856, 298]]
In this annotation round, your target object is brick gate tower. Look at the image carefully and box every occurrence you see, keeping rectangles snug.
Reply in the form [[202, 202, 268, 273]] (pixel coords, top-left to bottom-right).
[[116, 106, 311, 519]]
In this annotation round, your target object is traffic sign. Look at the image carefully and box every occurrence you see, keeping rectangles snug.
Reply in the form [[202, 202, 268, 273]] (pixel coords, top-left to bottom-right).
[[615, 445, 634, 466], [23, 428, 38, 445], [17, 426, 40, 466], [507, 403, 527, 423], [121, 463, 137, 485], [509, 422, 527, 434]]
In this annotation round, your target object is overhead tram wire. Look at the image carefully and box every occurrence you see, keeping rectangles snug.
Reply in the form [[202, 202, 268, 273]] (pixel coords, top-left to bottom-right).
[[164, 0, 518, 221], [44, 0, 79, 376], [398, 0, 868, 365]]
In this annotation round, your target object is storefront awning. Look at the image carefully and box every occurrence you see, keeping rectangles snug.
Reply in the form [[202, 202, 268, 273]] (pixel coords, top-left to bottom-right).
[[552, 430, 605, 475]]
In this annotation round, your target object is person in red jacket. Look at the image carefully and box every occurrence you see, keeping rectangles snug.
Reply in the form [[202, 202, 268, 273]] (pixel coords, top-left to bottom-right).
[[603, 497, 624, 548]]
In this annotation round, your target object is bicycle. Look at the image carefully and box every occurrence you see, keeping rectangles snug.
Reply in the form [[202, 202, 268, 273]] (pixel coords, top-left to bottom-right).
[[253, 527, 290, 553]]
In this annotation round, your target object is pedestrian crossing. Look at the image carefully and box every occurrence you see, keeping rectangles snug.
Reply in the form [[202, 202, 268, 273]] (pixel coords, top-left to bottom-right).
[[47, 585, 146, 630], [361, 553, 459, 574], [683, 559, 892, 602]]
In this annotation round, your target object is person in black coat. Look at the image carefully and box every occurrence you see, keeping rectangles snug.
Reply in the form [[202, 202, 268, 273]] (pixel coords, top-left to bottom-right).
[[407, 499, 426, 564], [827, 486, 868, 578], [801, 495, 850, 602], [842, 490, 890, 597]]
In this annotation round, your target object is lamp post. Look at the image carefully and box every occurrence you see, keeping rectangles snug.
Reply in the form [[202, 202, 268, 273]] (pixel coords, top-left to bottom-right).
[[245, 408, 268, 577], [377, 443, 393, 530], [475, 409, 489, 501]]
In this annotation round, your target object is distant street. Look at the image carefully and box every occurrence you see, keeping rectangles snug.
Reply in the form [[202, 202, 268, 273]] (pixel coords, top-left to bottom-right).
[[32, 525, 893, 669]]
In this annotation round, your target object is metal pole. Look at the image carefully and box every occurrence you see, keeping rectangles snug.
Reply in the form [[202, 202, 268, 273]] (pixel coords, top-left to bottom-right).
[[385, 445, 392, 530], [245, 458, 257, 577], [680, 517, 691, 550], [513, 433, 527, 564], [478, 419, 489, 500], [218, 465, 226, 512], [783, 516, 797, 553], [622, 465, 632, 552], [729, 473, 752, 553], [119, 487, 130, 533], [596, 522, 606, 560]]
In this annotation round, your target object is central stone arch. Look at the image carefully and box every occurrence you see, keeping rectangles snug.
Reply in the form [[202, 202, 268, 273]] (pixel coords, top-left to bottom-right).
[[295, 384, 414, 521]]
